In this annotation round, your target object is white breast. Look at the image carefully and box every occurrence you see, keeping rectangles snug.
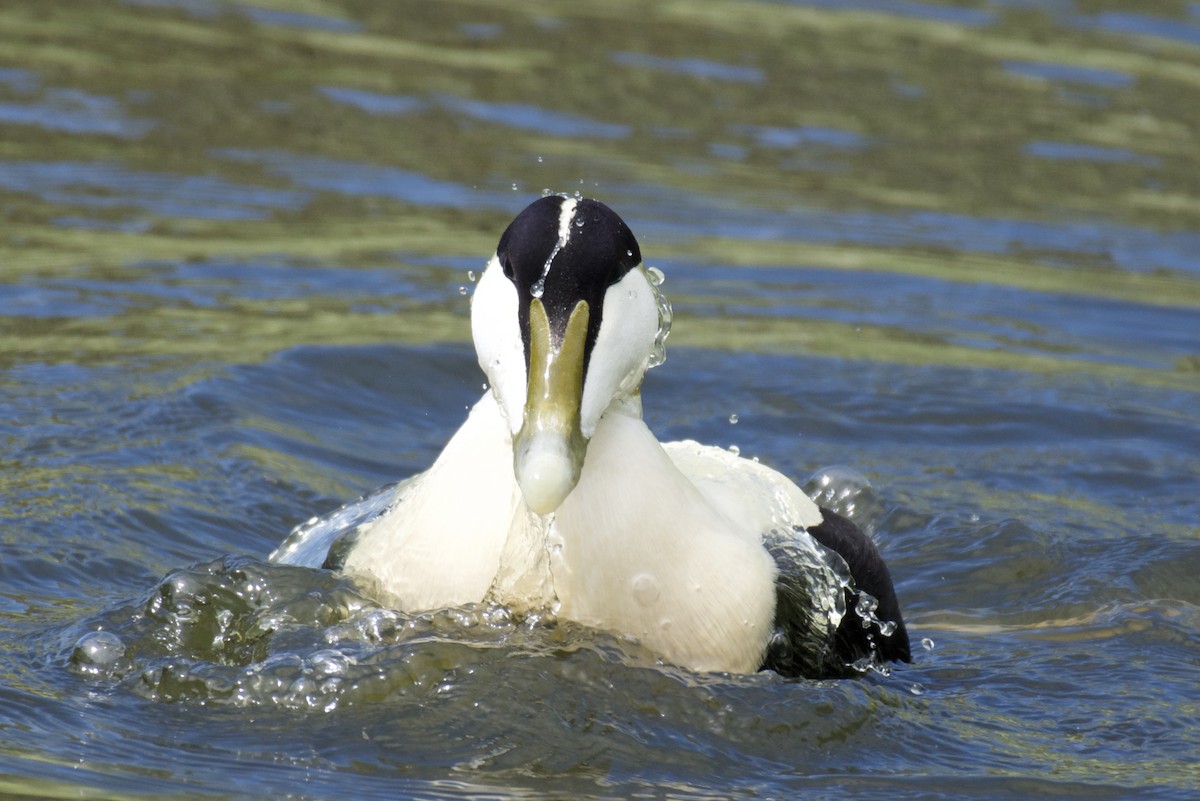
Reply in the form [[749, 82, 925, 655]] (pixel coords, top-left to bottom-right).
[[549, 410, 781, 673], [338, 395, 829, 674], [341, 393, 532, 610]]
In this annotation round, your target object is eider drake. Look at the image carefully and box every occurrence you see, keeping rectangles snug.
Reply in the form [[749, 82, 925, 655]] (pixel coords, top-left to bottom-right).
[[272, 195, 910, 678]]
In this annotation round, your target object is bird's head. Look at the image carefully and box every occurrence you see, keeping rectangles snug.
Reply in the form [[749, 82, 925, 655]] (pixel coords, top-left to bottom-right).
[[471, 195, 668, 515]]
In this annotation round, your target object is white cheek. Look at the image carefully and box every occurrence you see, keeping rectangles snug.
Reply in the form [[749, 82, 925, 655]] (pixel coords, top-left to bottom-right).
[[471, 257, 526, 435], [580, 269, 658, 437]]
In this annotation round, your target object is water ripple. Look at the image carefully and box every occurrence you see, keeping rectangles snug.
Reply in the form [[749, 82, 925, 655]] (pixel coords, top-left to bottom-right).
[[0, 160, 309, 220]]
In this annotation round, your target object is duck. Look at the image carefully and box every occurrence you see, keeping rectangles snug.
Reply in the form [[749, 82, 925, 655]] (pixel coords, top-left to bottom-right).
[[271, 195, 910, 678]]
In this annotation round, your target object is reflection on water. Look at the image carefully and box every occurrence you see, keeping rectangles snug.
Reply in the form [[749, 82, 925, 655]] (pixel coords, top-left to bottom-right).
[[610, 51, 767, 84], [214, 148, 517, 210], [1001, 59, 1135, 89], [786, 0, 998, 27], [2, 0, 1199, 798], [0, 159, 310, 220], [0, 88, 154, 138], [433, 93, 633, 139]]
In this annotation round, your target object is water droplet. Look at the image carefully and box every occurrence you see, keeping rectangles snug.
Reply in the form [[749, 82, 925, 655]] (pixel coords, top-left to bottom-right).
[[467, 270, 477, 282], [574, 217, 585, 228], [879, 620, 897, 637], [511, 182, 519, 191], [542, 187, 553, 196], [909, 683, 925, 696], [458, 286, 468, 295], [728, 444, 740, 456], [631, 573, 659, 607], [644, 265, 672, 369], [537, 156, 544, 163], [921, 637, 936, 651], [728, 413, 739, 425], [531, 278, 545, 299]]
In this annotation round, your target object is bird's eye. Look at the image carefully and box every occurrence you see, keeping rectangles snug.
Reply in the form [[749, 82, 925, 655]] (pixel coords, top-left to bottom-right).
[[502, 257, 515, 280]]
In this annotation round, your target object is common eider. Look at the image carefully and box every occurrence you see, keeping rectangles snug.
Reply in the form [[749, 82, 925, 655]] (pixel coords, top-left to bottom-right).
[[272, 195, 910, 678]]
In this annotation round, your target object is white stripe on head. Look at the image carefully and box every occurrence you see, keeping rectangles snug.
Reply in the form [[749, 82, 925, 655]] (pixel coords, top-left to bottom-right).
[[532, 196, 578, 299], [557, 196, 578, 243]]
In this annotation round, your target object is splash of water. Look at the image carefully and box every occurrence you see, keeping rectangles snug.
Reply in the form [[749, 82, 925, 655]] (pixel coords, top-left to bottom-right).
[[643, 265, 672, 369], [66, 554, 615, 710]]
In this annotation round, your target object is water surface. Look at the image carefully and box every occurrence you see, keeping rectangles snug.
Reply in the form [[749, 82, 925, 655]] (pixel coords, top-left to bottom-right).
[[1, 1, 1198, 799]]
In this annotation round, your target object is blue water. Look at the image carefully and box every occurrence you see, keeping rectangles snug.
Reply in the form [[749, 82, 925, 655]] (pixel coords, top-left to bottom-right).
[[2, 1, 1199, 798]]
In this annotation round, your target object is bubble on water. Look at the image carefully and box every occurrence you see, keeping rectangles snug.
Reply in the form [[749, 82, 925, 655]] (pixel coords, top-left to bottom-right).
[[537, 156, 544, 163], [909, 683, 926, 696], [922, 637, 936, 651], [327, 608, 400, 645], [728, 414, 739, 425], [482, 605, 514, 629], [511, 182, 519, 191], [69, 631, 129, 678]]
